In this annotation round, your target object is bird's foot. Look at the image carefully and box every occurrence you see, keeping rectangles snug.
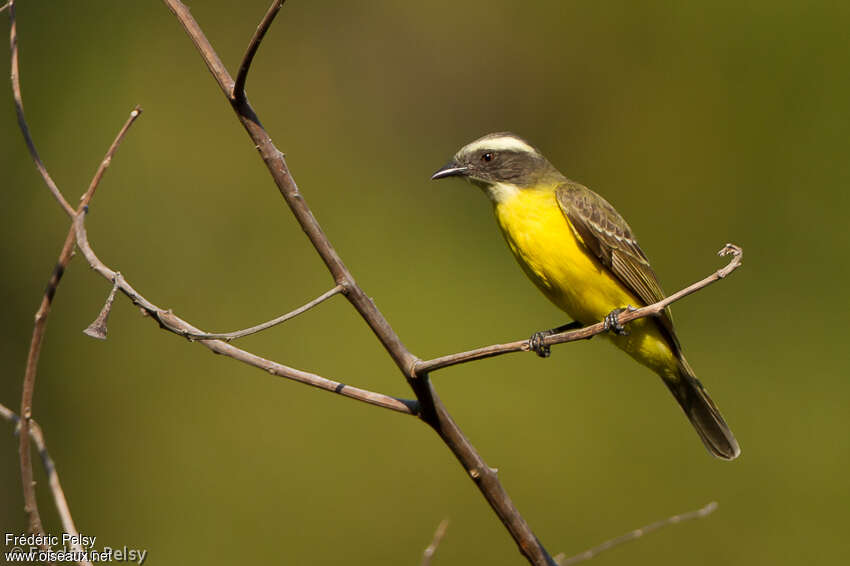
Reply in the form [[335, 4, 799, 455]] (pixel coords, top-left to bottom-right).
[[529, 321, 583, 358], [530, 331, 552, 358], [603, 307, 634, 336]]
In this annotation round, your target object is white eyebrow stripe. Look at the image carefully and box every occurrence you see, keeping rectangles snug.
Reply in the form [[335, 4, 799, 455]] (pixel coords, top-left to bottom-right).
[[461, 135, 538, 156]]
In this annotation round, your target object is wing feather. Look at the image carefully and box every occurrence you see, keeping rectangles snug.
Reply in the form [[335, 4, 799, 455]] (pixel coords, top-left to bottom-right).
[[555, 182, 677, 343]]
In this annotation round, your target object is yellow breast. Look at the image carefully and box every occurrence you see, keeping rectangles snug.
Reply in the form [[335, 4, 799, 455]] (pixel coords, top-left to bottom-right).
[[492, 186, 677, 374], [493, 188, 635, 323]]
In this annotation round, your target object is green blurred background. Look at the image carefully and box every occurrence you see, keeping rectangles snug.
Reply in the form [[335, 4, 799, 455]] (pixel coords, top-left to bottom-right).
[[2, 1, 848, 564]]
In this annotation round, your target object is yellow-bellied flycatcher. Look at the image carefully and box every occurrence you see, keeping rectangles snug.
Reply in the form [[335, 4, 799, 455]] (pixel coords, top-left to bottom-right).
[[432, 132, 739, 460]]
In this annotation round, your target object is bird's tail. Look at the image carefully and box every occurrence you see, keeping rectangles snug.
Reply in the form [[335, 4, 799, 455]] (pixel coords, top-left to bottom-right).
[[664, 357, 740, 460]]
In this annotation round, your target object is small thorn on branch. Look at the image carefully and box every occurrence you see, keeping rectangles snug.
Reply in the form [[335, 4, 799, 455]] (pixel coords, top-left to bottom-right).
[[83, 275, 121, 340]]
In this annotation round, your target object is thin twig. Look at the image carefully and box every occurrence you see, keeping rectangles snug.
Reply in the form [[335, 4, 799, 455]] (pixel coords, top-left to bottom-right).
[[82, 107, 142, 204], [1, 2, 11, 14], [14, 105, 141, 550], [421, 519, 449, 566], [0, 401, 17, 422], [414, 244, 743, 375], [73, 213, 417, 415], [181, 284, 343, 341], [8, 0, 75, 217], [554, 501, 719, 566], [233, 0, 284, 102], [1, 403, 91, 565]]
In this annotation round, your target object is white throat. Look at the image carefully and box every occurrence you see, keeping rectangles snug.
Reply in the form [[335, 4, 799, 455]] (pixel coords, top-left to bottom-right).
[[481, 181, 521, 205]]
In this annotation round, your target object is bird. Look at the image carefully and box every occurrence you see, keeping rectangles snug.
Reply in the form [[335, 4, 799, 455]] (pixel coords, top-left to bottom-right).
[[431, 132, 740, 460]]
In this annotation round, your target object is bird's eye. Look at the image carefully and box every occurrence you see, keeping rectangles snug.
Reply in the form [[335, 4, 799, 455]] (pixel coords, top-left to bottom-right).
[[482, 152, 493, 162]]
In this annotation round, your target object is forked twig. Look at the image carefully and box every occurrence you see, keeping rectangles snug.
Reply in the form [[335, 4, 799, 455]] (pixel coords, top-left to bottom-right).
[[233, 0, 284, 102], [1, 403, 91, 565], [10, 83, 141, 547], [554, 501, 719, 566], [181, 284, 343, 341], [73, 213, 416, 415]]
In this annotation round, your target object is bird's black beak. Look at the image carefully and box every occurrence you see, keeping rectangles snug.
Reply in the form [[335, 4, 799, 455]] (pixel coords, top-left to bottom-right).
[[431, 160, 468, 180]]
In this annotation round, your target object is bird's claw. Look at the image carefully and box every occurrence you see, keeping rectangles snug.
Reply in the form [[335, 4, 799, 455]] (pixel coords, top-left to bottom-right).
[[529, 331, 551, 358], [604, 307, 631, 336]]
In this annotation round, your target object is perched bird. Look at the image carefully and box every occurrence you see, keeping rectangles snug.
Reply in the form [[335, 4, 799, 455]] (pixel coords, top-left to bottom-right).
[[432, 132, 739, 460]]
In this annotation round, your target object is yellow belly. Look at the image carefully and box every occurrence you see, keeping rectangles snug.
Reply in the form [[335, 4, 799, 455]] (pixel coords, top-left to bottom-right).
[[493, 188, 676, 375]]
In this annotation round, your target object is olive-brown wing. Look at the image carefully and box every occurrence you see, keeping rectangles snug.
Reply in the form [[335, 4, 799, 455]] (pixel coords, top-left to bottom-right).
[[555, 181, 678, 346]]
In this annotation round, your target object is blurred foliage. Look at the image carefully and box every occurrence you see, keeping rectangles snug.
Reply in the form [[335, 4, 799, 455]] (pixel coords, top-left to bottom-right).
[[1, 1, 849, 565]]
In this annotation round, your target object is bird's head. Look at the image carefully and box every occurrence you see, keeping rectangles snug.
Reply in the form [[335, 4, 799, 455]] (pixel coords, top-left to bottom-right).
[[431, 132, 562, 203]]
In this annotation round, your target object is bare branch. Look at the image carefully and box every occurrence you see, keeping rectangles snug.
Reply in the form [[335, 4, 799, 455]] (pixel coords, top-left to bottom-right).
[[162, 2, 557, 563], [554, 501, 719, 566], [181, 284, 343, 341], [421, 519, 449, 566], [1, 2, 10, 14], [415, 244, 743, 375], [1, 403, 91, 565], [5, 3, 741, 565], [233, 0, 284, 102], [8, 0, 75, 217], [14, 105, 141, 545], [73, 214, 416, 415], [163, 0, 417, 370]]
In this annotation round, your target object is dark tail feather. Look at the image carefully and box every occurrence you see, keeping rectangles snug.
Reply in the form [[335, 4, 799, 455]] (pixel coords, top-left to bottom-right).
[[665, 358, 740, 460]]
